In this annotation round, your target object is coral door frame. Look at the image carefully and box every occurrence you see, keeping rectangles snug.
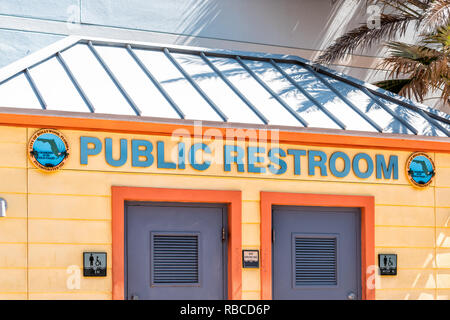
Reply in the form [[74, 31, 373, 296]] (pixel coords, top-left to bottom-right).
[[260, 192, 375, 300], [112, 186, 242, 300]]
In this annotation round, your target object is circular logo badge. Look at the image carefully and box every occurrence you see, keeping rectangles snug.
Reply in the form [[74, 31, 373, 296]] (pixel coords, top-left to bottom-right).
[[406, 152, 435, 188], [28, 129, 69, 172]]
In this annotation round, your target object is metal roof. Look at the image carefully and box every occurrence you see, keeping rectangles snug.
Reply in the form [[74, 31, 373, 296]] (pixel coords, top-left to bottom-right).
[[0, 36, 449, 137]]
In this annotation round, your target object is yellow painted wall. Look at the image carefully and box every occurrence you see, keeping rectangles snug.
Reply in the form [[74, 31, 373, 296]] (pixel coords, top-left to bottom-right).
[[0, 125, 448, 300]]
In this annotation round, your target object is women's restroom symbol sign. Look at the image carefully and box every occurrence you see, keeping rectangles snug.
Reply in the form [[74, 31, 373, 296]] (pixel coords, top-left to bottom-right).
[[378, 254, 397, 276], [83, 252, 107, 277]]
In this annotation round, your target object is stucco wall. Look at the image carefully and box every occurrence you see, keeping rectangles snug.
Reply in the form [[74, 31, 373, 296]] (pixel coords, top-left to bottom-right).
[[0, 125, 448, 299], [0, 0, 372, 50]]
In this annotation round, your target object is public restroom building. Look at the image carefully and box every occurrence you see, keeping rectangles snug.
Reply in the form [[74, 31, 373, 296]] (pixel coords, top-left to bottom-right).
[[0, 36, 449, 300]]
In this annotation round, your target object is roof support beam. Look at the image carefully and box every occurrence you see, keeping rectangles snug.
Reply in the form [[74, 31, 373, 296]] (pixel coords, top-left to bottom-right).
[[24, 68, 46, 110], [302, 64, 383, 133], [297, 62, 450, 128], [200, 52, 269, 125], [87, 41, 142, 116], [369, 89, 450, 126], [56, 52, 95, 113], [268, 59, 346, 130], [235, 56, 309, 127], [310, 64, 448, 135], [361, 87, 419, 135], [126, 45, 185, 119], [415, 108, 450, 137], [163, 48, 228, 122]]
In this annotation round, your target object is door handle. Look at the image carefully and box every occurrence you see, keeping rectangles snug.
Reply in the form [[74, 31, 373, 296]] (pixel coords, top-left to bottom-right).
[[347, 292, 357, 300]]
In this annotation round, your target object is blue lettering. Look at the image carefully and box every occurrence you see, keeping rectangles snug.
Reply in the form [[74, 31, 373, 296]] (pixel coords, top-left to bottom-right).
[[329, 151, 351, 178], [224, 145, 245, 172], [287, 149, 306, 175], [131, 140, 153, 168], [248, 146, 266, 174], [80, 136, 102, 165], [353, 153, 374, 179], [268, 148, 287, 175], [308, 151, 328, 176], [376, 155, 398, 180], [105, 138, 127, 167], [189, 143, 211, 171], [157, 141, 176, 169], [178, 142, 186, 169]]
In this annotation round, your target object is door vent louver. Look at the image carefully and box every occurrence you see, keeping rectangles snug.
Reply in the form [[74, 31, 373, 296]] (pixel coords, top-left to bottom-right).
[[152, 234, 199, 285], [294, 237, 337, 286]]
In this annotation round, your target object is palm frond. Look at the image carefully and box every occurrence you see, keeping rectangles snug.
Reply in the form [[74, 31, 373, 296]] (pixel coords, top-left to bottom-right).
[[319, 0, 450, 109], [422, 24, 450, 47], [317, 14, 417, 64], [422, 0, 450, 30], [378, 39, 449, 102], [374, 78, 412, 94], [372, 0, 429, 17]]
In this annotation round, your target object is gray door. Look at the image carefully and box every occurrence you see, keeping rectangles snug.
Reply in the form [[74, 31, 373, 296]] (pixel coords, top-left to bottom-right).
[[272, 206, 361, 300], [126, 202, 227, 300]]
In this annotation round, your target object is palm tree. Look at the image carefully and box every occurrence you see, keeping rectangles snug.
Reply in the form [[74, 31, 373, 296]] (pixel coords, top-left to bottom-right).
[[317, 0, 450, 109], [376, 27, 450, 107]]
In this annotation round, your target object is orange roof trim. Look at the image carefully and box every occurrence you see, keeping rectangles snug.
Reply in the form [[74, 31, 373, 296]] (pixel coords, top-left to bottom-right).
[[0, 112, 449, 153]]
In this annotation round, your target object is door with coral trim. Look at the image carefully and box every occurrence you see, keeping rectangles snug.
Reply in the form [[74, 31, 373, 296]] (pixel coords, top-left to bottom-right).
[[126, 202, 228, 300], [272, 205, 361, 300]]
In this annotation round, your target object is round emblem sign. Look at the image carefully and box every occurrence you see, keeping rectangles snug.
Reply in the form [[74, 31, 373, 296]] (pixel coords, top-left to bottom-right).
[[28, 129, 69, 172], [406, 152, 435, 188]]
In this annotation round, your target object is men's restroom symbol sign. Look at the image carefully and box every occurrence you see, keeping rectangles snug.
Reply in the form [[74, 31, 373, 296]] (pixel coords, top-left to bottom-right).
[[83, 252, 107, 277]]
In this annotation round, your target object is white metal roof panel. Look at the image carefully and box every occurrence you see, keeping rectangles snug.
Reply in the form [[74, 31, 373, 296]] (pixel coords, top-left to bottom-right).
[[0, 36, 448, 138]]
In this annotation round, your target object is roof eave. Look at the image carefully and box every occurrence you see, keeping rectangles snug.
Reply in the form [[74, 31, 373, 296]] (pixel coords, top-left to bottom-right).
[[0, 107, 448, 152], [1, 35, 448, 122]]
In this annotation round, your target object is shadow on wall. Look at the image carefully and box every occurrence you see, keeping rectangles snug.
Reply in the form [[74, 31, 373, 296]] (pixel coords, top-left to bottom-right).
[[175, 0, 385, 57], [0, 29, 63, 68], [175, 0, 222, 41], [311, 0, 367, 57], [170, 0, 442, 109]]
